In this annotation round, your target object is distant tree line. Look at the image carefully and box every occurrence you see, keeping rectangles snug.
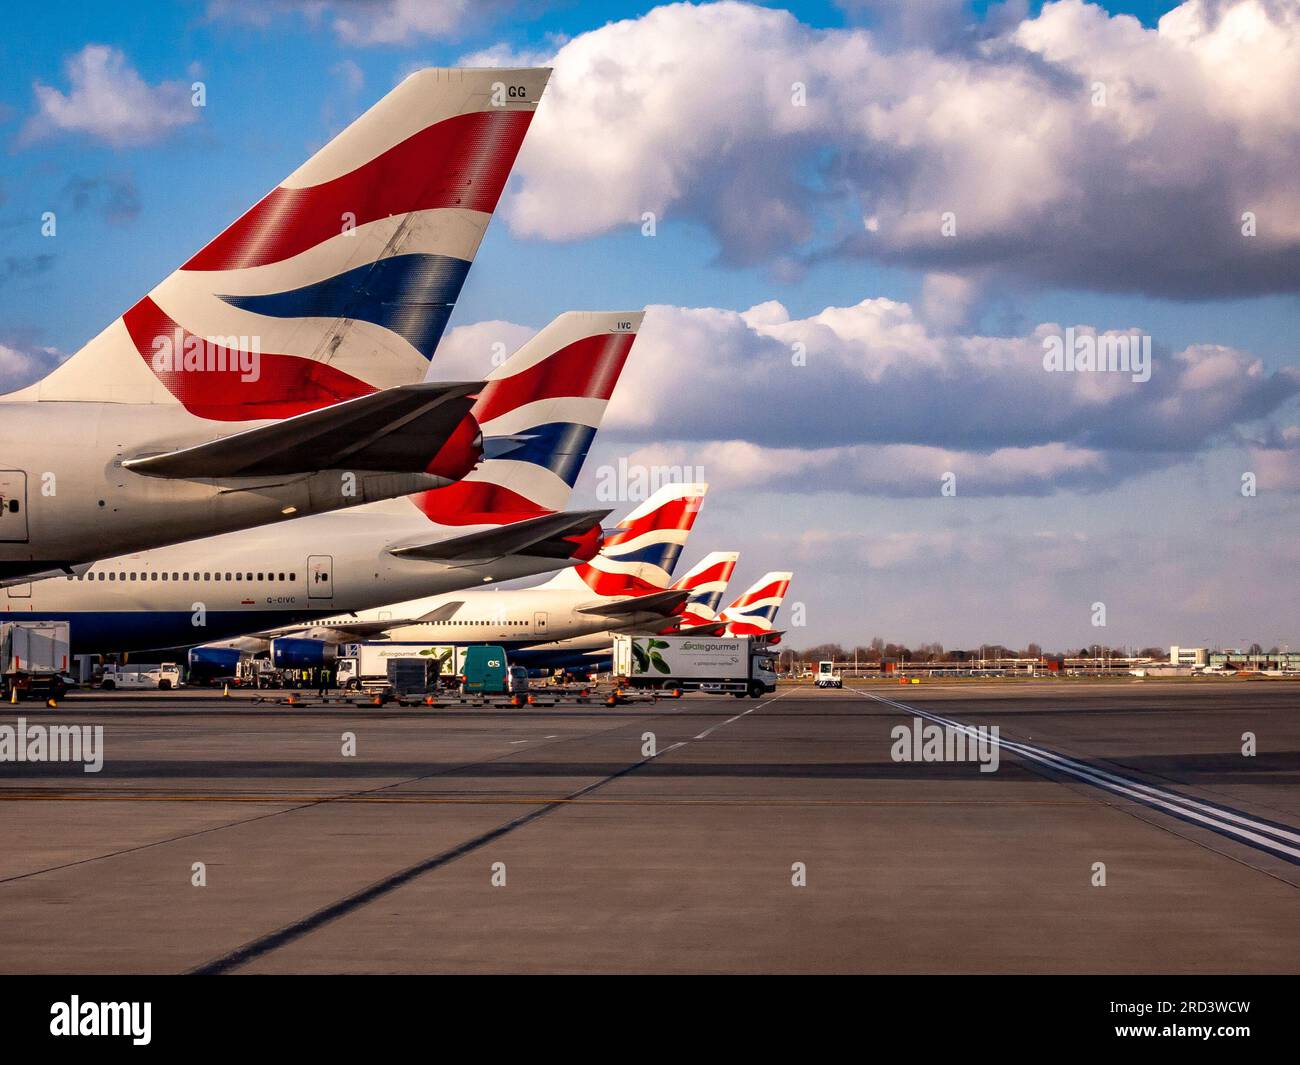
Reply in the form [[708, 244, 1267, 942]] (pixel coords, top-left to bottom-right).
[[785, 639, 1187, 663]]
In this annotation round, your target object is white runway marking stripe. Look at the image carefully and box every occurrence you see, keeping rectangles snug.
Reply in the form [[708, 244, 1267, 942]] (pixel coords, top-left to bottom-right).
[[854, 688, 1300, 866], [695, 702, 766, 740]]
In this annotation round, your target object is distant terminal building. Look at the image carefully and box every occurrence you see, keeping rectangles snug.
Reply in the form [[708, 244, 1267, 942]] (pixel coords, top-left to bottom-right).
[[1170, 646, 1209, 667], [1208, 650, 1300, 671]]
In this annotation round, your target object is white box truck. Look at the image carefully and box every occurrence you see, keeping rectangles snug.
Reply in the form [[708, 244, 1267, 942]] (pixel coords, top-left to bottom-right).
[[336, 643, 464, 693], [0, 620, 72, 701], [613, 635, 776, 699]]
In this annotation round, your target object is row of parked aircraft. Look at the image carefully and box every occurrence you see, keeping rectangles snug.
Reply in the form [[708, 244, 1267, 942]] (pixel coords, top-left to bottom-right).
[[0, 67, 792, 676]]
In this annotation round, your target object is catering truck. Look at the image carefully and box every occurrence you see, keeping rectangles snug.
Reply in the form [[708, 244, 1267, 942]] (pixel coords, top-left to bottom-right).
[[613, 635, 777, 699], [335, 643, 465, 694], [0, 620, 71, 701]]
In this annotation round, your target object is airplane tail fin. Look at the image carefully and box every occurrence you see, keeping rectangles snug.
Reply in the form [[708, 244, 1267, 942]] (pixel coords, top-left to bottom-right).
[[25, 68, 549, 419], [722, 572, 793, 636], [409, 310, 643, 525], [540, 482, 708, 597], [671, 551, 740, 628]]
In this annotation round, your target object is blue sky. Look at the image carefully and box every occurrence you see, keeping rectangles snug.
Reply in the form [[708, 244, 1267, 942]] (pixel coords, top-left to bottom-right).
[[2, 0, 1298, 651]]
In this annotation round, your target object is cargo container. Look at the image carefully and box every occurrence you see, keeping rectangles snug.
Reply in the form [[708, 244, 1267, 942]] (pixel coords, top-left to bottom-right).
[[336, 643, 463, 694], [0, 620, 71, 701]]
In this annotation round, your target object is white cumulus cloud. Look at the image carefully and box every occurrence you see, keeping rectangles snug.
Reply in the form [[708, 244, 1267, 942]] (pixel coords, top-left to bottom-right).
[[18, 45, 199, 149], [502, 0, 1300, 297]]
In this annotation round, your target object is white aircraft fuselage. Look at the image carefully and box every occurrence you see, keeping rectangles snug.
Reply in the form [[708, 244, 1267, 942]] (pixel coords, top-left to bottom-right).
[[0, 499, 579, 655], [0, 400, 462, 581]]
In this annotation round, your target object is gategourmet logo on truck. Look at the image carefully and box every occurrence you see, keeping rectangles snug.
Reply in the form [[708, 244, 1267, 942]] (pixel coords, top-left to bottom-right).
[[680, 640, 742, 652], [0, 717, 103, 773]]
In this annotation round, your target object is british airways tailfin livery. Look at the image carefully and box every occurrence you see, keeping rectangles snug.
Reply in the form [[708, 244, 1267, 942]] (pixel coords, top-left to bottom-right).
[[6, 309, 638, 657], [256, 482, 710, 663], [0, 67, 549, 582], [509, 549, 741, 669], [720, 572, 793, 637], [666, 551, 740, 630]]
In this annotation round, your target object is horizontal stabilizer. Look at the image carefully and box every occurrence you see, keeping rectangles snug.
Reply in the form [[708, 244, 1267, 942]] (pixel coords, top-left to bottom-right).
[[576, 587, 691, 620], [388, 509, 610, 565], [414, 602, 464, 624], [679, 620, 728, 637], [121, 381, 483, 479]]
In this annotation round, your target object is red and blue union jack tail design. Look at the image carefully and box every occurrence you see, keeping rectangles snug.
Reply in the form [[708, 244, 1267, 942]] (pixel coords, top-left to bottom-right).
[[409, 311, 642, 527], [721, 572, 793, 636], [541, 483, 709, 597], [31, 68, 549, 421], [670, 551, 739, 628]]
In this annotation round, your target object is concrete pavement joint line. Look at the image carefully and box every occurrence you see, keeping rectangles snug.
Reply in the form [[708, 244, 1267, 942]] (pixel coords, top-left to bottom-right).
[[0, 795, 1095, 805], [188, 690, 785, 974], [0, 707, 677, 887], [187, 703, 707, 975], [853, 688, 1300, 869]]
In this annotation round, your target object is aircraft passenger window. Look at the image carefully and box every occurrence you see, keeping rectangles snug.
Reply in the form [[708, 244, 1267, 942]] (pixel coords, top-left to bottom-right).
[[246, 573, 253, 580], [204, 573, 211, 581], [278, 573, 285, 581], [171, 573, 179, 581], [161, 573, 168, 581], [257, 573, 264, 581], [289, 573, 296, 581], [109, 572, 116, 581], [225, 573, 232, 580], [129, 573, 136, 581], [235, 573, 242, 581], [183, 573, 190, 582], [6, 500, 16, 513]]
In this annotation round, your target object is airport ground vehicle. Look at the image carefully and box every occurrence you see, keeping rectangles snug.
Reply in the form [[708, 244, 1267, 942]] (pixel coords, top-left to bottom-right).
[[0, 620, 71, 701], [385, 659, 437, 698], [335, 643, 463, 694], [613, 635, 776, 698], [816, 660, 843, 689], [461, 646, 528, 695], [100, 663, 182, 690], [228, 659, 283, 689]]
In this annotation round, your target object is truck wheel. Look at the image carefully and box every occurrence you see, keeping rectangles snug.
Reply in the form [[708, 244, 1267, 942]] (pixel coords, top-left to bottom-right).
[[749, 681, 765, 699], [158, 679, 172, 691], [101, 679, 115, 691]]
